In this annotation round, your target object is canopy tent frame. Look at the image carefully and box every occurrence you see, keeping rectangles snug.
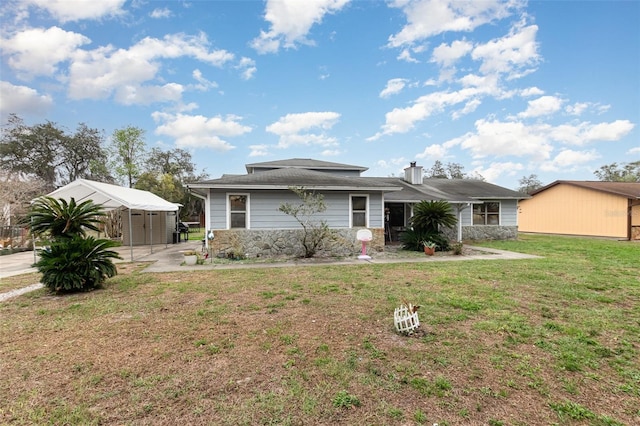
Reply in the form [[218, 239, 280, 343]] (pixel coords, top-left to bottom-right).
[[45, 179, 180, 261]]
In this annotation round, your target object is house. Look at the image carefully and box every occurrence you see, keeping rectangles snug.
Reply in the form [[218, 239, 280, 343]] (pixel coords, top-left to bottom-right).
[[187, 159, 528, 257], [518, 180, 640, 240]]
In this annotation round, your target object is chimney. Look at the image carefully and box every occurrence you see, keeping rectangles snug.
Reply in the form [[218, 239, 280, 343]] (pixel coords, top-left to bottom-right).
[[404, 162, 423, 184]]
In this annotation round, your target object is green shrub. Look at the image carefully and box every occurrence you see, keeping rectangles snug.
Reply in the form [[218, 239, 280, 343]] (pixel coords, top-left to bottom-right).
[[400, 228, 450, 252], [36, 236, 121, 293]]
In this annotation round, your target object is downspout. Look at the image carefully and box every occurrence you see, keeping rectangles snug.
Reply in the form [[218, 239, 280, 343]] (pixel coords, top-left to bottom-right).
[[628, 199, 632, 241]]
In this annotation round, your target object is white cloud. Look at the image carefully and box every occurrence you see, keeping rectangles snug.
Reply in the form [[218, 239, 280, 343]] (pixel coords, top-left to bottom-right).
[[67, 32, 234, 103], [471, 21, 540, 79], [192, 69, 218, 91], [540, 149, 600, 172], [565, 102, 589, 116], [321, 149, 341, 156], [547, 120, 635, 145], [2, 26, 90, 78], [627, 146, 640, 155], [430, 39, 473, 68], [150, 8, 172, 19], [416, 143, 448, 160], [115, 83, 184, 105], [266, 111, 341, 148], [0, 81, 53, 116], [377, 157, 408, 169], [249, 144, 270, 157], [251, 0, 351, 54], [520, 86, 544, 97], [472, 161, 523, 182], [369, 85, 497, 139], [452, 98, 481, 120], [380, 78, 409, 98], [25, 0, 126, 22], [236, 57, 257, 80], [518, 95, 563, 118], [457, 119, 553, 160], [387, 0, 520, 48], [152, 112, 252, 150]]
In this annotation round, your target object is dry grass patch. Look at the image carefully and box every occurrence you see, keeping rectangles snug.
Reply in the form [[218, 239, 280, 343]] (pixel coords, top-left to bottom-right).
[[1, 236, 638, 425]]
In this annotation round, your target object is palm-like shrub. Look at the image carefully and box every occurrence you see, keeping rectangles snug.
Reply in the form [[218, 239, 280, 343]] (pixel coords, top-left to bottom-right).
[[402, 200, 457, 252], [27, 196, 105, 239], [36, 236, 120, 293]]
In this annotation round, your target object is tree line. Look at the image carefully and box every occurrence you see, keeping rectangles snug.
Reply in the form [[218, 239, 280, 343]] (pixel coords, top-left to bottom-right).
[[421, 159, 640, 194], [0, 114, 208, 225]]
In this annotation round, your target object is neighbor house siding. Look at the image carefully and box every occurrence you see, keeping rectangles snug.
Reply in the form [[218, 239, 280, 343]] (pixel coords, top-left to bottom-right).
[[518, 184, 629, 238], [207, 189, 384, 230]]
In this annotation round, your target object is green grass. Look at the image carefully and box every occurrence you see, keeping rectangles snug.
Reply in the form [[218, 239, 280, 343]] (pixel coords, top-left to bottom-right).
[[1, 234, 638, 425]]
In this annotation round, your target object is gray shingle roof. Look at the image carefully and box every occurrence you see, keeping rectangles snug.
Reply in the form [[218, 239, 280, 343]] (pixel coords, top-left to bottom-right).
[[422, 178, 527, 200], [190, 168, 399, 191], [245, 158, 368, 173]]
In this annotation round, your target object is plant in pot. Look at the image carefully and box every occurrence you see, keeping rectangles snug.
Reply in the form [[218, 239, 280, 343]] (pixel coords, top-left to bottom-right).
[[422, 240, 436, 256], [183, 250, 198, 265]]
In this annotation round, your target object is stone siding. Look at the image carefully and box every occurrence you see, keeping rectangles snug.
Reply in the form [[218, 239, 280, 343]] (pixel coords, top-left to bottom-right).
[[208, 228, 385, 258], [442, 225, 519, 241]]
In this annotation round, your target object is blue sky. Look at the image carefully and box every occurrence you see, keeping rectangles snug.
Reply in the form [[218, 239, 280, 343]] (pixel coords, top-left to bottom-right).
[[1, 0, 638, 188]]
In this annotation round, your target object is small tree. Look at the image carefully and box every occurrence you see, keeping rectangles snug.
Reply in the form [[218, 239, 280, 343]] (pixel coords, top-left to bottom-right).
[[26, 197, 121, 293], [278, 186, 333, 258]]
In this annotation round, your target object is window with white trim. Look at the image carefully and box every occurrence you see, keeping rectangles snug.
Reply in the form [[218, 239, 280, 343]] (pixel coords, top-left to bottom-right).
[[351, 195, 368, 227], [228, 194, 248, 229], [473, 202, 500, 225]]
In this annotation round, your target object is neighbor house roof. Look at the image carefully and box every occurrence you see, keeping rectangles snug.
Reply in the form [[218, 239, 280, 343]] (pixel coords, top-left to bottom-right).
[[245, 158, 368, 173], [45, 179, 179, 211], [530, 180, 640, 199], [189, 168, 400, 192]]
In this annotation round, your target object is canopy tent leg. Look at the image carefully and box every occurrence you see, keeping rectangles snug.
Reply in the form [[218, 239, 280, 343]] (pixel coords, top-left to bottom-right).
[[128, 208, 133, 261]]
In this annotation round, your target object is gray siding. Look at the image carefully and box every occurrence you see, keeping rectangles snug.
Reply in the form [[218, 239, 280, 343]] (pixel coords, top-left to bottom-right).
[[208, 189, 384, 230], [459, 199, 518, 226]]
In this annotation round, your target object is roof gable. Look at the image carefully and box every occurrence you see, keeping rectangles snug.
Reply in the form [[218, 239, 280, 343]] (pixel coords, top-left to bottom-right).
[[531, 181, 640, 199]]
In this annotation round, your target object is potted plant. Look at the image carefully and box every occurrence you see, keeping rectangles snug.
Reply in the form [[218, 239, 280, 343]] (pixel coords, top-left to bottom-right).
[[422, 240, 436, 256], [183, 250, 198, 265]]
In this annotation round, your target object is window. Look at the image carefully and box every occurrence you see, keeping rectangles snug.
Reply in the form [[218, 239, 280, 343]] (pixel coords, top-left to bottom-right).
[[351, 195, 368, 227], [473, 202, 500, 225], [229, 194, 248, 228]]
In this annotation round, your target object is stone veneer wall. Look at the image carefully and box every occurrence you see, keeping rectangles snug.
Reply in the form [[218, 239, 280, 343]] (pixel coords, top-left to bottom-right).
[[441, 225, 519, 241], [208, 228, 385, 258]]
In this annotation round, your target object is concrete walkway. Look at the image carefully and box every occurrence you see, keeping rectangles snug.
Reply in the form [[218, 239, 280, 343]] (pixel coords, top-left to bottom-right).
[[0, 242, 540, 301]]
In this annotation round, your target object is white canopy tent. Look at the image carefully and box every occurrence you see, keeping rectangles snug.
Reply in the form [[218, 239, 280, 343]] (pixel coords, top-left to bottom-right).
[[46, 179, 180, 261]]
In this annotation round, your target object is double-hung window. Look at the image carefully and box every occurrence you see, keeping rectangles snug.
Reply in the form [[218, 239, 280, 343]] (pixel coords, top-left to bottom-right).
[[473, 202, 500, 225], [228, 194, 248, 229], [351, 195, 368, 227]]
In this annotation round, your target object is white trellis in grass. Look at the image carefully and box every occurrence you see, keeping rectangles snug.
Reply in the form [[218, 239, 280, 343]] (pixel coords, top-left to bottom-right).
[[394, 304, 420, 334]]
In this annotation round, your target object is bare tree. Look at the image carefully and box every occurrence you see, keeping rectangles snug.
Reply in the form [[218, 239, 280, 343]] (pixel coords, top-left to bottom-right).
[[278, 187, 333, 258], [517, 174, 544, 194]]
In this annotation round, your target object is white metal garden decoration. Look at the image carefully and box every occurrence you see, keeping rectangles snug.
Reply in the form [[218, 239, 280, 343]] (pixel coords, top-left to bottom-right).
[[394, 302, 420, 334]]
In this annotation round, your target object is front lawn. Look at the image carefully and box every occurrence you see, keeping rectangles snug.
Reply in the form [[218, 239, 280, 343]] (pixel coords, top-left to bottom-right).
[[1, 235, 638, 425]]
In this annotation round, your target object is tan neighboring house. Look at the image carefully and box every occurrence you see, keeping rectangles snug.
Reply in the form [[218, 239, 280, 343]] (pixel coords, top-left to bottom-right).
[[518, 181, 640, 240]]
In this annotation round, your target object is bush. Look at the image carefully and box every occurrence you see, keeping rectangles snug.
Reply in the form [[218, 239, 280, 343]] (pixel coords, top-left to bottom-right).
[[400, 228, 450, 252], [36, 236, 121, 293]]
